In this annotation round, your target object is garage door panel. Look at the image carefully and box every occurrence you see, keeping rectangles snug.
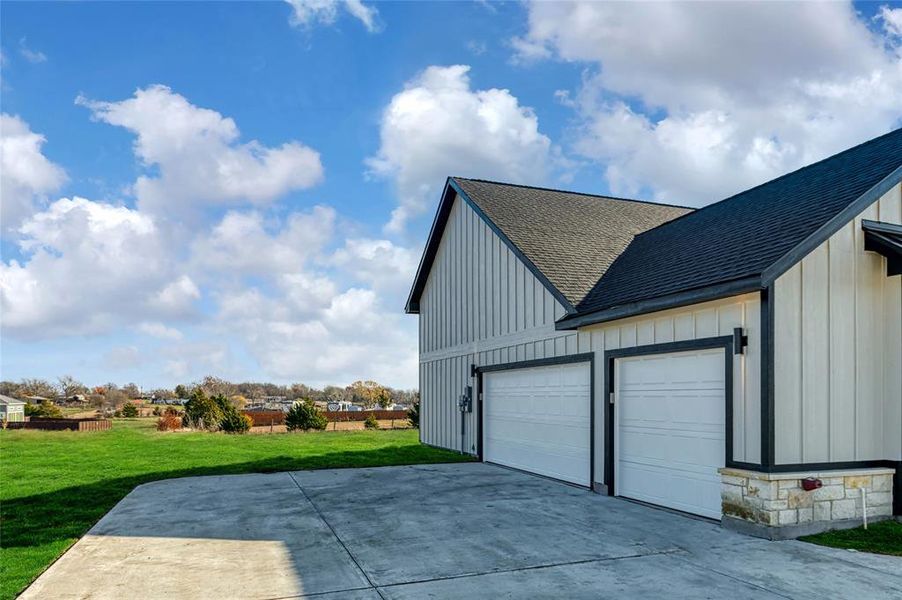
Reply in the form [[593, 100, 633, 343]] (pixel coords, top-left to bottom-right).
[[620, 430, 723, 468], [484, 362, 590, 486], [616, 348, 725, 519], [618, 461, 722, 518], [619, 353, 722, 388]]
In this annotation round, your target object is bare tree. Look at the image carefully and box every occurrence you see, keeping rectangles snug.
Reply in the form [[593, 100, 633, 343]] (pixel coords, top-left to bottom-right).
[[200, 375, 233, 397], [58, 375, 88, 398], [18, 378, 57, 399], [0, 381, 22, 397]]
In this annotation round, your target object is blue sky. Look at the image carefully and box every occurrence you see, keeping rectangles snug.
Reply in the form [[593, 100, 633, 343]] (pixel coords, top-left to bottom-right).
[[2, 1, 901, 390]]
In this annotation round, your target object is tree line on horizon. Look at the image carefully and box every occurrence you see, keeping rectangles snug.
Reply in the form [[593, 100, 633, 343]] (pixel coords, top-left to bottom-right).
[[0, 375, 419, 410]]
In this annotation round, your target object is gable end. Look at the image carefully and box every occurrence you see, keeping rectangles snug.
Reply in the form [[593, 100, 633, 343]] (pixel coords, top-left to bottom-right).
[[405, 178, 575, 314]]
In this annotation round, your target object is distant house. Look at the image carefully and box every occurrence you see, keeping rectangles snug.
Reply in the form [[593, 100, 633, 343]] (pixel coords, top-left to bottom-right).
[[327, 401, 364, 412], [0, 395, 26, 423], [55, 394, 87, 404]]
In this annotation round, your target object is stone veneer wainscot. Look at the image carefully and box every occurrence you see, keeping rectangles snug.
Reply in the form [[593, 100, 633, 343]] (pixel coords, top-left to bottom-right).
[[718, 467, 895, 540]]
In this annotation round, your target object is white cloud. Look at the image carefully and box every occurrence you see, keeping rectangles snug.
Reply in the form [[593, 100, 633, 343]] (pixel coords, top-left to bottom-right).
[[104, 345, 142, 370], [515, 1, 902, 205], [466, 40, 487, 56], [0, 114, 67, 229], [879, 5, 902, 38], [213, 282, 416, 386], [367, 65, 554, 232], [0, 197, 198, 338], [149, 275, 201, 313], [162, 341, 232, 381], [191, 206, 335, 276], [331, 238, 418, 290], [137, 322, 184, 341], [193, 212, 418, 385], [18, 38, 47, 64], [2, 82, 423, 388], [285, 0, 381, 33], [77, 85, 324, 215]]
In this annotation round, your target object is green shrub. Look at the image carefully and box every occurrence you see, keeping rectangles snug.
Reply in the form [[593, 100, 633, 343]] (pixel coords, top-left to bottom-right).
[[364, 414, 379, 430], [120, 402, 139, 418], [24, 400, 63, 418], [215, 395, 251, 434], [220, 410, 252, 434], [182, 389, 223, 431], [407, 402, 420, 429], [285, 400, 328, 432]]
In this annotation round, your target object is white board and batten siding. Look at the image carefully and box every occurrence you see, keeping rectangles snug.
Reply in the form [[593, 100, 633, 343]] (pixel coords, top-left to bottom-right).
[[773, 183, 902, 464], [418, 196, 583, 454], [580, 293, 762, 483], [418, 195, 763, 483]]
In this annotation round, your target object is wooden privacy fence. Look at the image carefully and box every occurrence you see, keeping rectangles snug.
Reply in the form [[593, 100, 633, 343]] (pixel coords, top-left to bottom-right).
[[7, 417, 112, 431], [242, 409, 409, 426], [242, 411, 285, 426], [323, 410, 408, 422]]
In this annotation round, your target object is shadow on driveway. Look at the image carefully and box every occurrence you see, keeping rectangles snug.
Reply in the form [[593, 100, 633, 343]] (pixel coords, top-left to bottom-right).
[[19, 463, 902, 599]]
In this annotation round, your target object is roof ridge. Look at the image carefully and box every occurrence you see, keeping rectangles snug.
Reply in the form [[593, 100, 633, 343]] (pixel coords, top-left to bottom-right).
[[635, 127, 902, 238], [451, 176, 695, 211]]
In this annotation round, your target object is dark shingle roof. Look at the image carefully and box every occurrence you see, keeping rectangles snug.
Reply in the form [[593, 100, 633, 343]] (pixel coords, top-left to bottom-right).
[[572, 128, 902, 320], [452, 178, 693, 308]]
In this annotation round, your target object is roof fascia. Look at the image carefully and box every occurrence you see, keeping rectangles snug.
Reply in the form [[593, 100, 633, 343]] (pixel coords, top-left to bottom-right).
[[761, 163, 902, 287], [862, 219, 902, 236], [405, 179, 456, 314], [448, 178, 576, 314], [555, 276, 761, 330], [862, 220, 902, 276]]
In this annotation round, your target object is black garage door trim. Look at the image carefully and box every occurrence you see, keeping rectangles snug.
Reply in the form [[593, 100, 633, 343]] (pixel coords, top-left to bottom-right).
[[474, 353, 595, 488], [603, 336, 739, 497]]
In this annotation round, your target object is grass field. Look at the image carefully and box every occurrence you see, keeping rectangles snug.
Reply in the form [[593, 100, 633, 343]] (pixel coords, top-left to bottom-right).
[[800, 520, 902, 556], [0, 420, 470, 599]]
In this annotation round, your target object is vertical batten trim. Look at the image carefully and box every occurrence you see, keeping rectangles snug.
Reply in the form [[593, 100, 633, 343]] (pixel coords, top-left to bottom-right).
[[798, 261, 804, 462]]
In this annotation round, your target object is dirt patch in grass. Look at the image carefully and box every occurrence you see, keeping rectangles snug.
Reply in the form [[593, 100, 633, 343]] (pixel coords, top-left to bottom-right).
[[800, 519, 902, 556]]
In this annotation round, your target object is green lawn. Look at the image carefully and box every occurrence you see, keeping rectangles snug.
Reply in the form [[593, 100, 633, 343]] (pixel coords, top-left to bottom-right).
[[0, 420, 470, 599], [800, 519, 902, 556]]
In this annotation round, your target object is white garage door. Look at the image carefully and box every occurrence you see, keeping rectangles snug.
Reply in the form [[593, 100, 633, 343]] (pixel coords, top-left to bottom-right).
[[483, 362, 591, 486], [615, 348, 725, 519]]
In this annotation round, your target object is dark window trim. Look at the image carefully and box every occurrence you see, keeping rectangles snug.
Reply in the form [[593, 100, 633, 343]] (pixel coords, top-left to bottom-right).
[[474, 353, 594, 488], [603, 336, 735, 496]]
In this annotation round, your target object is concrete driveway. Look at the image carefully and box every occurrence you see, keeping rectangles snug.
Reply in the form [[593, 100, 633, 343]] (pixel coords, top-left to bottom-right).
[[22, 462, 902, 599]]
